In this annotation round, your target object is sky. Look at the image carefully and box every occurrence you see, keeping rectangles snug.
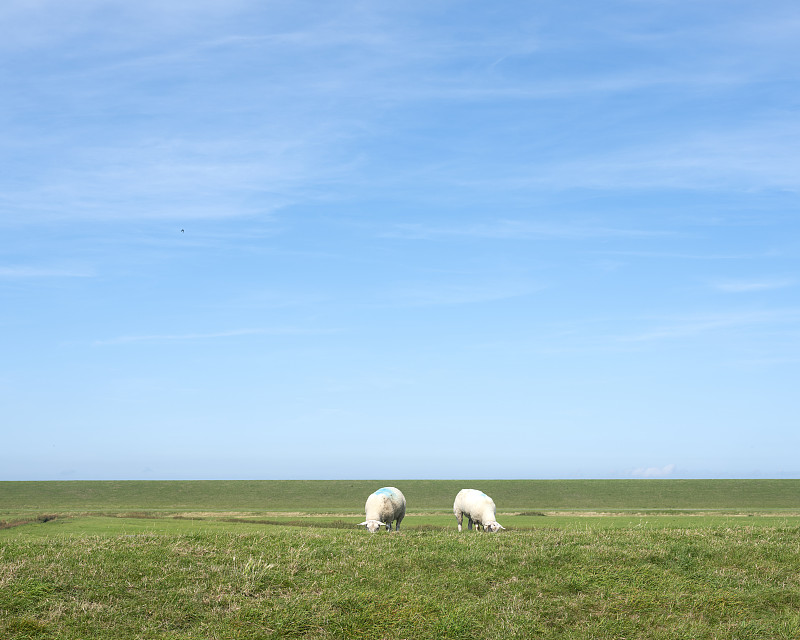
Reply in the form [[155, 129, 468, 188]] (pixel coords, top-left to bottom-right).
[[2, 0, 799, 481]]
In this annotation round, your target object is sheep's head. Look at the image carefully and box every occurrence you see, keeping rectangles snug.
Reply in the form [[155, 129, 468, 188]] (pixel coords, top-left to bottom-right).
[[358, 519, 387, 533], [485, 522, 505, 533]]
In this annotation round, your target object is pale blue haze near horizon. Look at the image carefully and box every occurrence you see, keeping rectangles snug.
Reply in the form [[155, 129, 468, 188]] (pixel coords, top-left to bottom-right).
[[2, 1, 799, 481]]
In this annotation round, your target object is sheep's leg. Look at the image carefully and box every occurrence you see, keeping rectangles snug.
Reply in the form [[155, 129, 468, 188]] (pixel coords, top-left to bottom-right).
[[455, 511, 463, 532], [468, 518, 473, 530], [395, 515, 403, 531], [386, 521, 392, 532]]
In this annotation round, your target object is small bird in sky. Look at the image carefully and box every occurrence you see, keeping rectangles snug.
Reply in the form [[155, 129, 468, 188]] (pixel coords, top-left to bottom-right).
[[180, 229, 184, 233]]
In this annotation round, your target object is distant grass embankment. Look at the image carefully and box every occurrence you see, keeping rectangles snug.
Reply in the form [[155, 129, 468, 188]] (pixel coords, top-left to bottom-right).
[[2, 479, 799, 514]]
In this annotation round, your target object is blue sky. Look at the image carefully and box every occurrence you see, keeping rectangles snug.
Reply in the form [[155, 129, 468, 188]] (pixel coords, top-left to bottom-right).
[[2, 0, 799, 480]]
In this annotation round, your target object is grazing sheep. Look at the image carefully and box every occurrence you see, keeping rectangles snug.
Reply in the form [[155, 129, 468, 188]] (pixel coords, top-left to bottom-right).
[[358, 487, 406, 533], [453, 489, 505, 532]]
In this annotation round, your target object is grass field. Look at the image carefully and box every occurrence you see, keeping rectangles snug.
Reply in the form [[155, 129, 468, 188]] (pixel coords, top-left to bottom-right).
[[4, 478, 800, 513], [2, 480, 800, 639]]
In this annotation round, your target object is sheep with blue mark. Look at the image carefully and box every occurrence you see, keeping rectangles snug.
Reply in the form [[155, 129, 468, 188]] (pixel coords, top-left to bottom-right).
[[358, 487, 406, 533], [453, 488, 505, 532]]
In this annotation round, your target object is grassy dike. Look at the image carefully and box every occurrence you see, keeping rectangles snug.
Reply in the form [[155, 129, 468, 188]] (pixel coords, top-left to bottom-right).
[[2, 480, 800, 639], [3, 479, 800, 513]]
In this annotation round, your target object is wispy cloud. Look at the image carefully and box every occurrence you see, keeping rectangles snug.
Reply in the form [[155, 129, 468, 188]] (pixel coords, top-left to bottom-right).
[[619, 309, 800, 343], [94, 327, 333, 346], [631, 463, 676, 479], [711, 278, 794, 293], [4, 0, 799, 231], [383, 280, 542, 307], [0, 265, 93, 278], [383, 219, 668, 241], [490, 116, 800, 193], [600, 250, 769, 261], [0, 133, 348, 224]]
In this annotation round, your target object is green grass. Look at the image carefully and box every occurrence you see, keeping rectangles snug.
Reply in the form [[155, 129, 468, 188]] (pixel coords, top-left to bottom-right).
[[4, 512, 800, 542], [2, 480, 800, 639], [3, 525, 800, 639], [3, 479, 800, 513]]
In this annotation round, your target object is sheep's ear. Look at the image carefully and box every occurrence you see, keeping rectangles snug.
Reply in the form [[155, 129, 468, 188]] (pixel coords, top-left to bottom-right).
[[357, 521, 369, 526], [497, 524, 506, 530]]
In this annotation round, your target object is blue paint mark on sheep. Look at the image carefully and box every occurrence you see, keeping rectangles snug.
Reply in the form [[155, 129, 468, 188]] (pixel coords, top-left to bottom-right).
[[374, 487, 395, 497]]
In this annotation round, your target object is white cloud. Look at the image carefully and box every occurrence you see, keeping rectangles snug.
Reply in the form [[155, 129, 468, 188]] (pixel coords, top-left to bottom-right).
[[631, 463, 676, 478]]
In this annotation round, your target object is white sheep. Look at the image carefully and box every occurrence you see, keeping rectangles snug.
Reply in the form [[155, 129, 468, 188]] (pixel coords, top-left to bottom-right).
[[453, 489, 505, 532], [358, 486, 406, 533]]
